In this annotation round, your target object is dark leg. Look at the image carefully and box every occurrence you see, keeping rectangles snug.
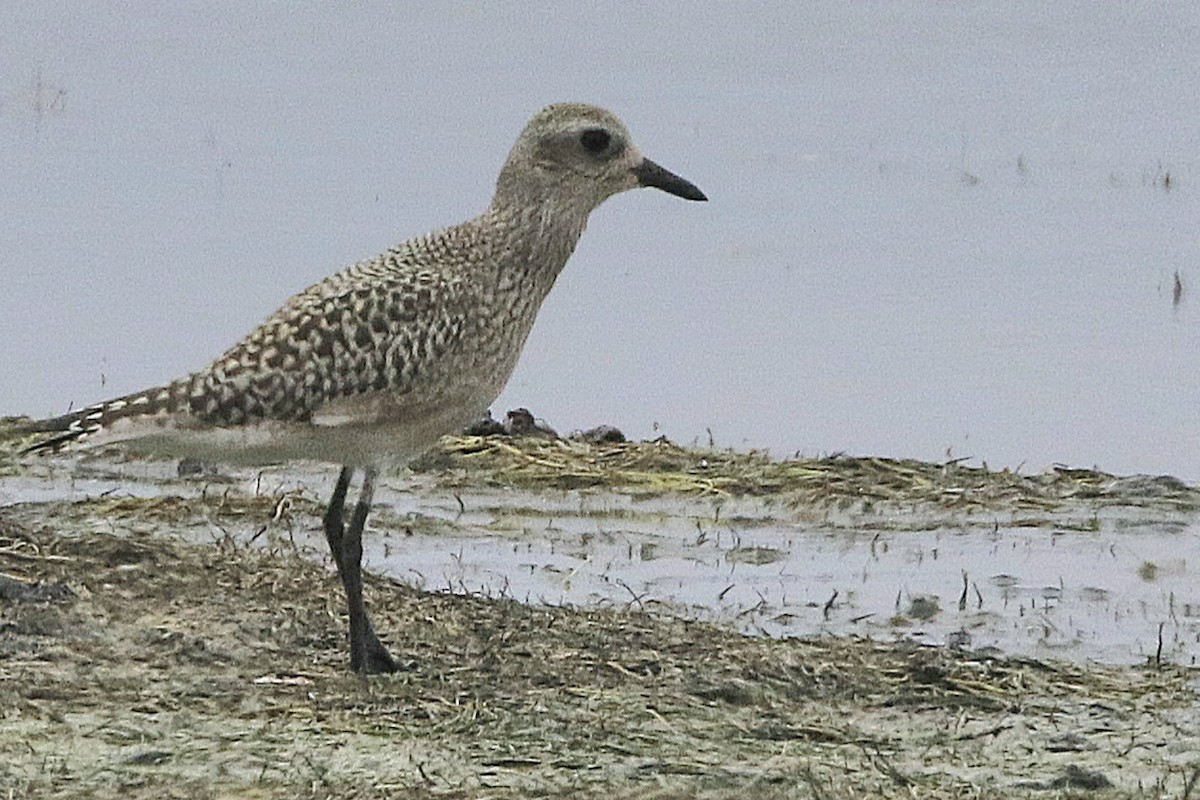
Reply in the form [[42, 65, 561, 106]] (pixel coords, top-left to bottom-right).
[[323, 465, 400, 674]]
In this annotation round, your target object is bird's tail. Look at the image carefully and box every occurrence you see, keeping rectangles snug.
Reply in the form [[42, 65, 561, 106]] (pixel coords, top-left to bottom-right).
[[19, 382, 189, 454]]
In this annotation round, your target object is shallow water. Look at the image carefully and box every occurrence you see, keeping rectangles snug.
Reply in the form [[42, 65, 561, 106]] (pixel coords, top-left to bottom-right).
[[7, 459, 1194, 667], [365, 486, 1200, 667]]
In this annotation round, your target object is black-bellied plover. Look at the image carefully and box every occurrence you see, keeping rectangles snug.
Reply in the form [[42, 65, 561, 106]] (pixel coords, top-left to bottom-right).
[[21, 102, 706, 673]]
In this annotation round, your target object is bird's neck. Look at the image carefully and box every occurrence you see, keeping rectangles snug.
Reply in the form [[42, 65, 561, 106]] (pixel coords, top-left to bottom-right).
[[477, 196, 592, 298]]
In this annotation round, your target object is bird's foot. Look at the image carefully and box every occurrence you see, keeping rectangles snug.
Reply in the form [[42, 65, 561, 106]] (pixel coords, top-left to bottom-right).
[[363, 637, 404, 674], [350, 630, 408, 675]]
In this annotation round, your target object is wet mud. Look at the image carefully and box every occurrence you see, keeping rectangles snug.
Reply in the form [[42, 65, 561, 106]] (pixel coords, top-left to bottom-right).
[[1, 431, 1199, 798]]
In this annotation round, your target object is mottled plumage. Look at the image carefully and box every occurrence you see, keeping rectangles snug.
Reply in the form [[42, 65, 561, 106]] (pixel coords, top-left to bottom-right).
[[22, 102, 706, 672]]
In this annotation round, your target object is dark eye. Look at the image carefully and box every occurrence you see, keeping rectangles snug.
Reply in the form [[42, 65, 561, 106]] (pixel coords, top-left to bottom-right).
[[580, 128, 611, 154]]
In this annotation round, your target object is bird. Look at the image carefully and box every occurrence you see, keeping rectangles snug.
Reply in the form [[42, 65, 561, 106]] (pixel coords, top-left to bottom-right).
[[19, 102, 706, 673]]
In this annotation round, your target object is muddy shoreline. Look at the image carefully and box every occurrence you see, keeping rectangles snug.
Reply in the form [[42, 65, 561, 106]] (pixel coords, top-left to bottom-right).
[[2, 433, 1199, 798]]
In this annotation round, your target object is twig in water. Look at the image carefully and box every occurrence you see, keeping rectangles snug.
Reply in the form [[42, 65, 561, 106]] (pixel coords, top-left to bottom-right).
[[616, 579, 647, 610], [823, 589, 838, 620]]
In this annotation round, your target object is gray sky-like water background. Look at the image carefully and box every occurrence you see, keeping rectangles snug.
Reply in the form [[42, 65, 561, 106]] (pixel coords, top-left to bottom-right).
[[3, 3, 1198, 482]]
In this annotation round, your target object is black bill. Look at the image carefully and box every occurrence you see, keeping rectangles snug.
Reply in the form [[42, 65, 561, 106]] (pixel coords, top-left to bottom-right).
[[631, 158, 707, 201]]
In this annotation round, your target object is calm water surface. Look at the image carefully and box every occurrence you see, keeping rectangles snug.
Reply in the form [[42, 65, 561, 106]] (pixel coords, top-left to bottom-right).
[[2, 4, 1198, 482]]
